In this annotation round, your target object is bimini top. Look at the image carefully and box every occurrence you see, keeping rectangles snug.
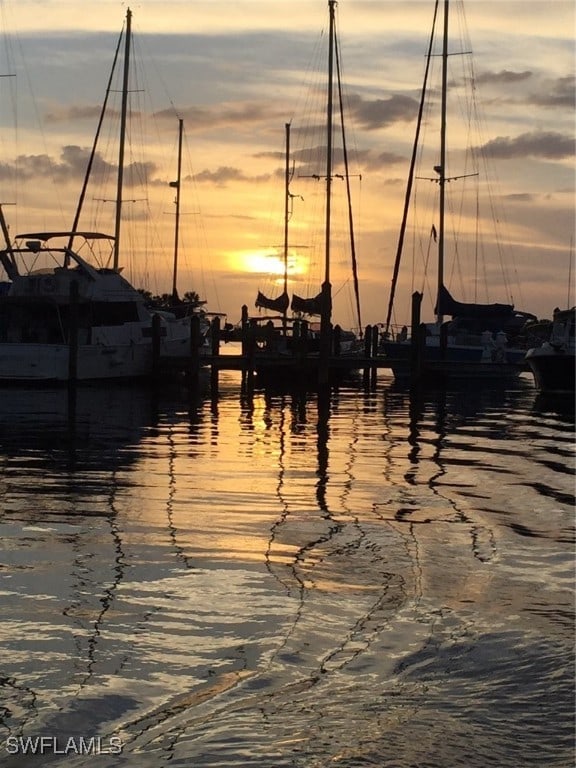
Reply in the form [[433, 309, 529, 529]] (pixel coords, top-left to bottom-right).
[[15, 231, 115, 242]]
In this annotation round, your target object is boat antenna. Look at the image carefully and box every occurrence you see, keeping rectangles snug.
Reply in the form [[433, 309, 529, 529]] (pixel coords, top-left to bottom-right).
[[68, 23, 123, 257], [171, 118, 183, 300], [334, 22, 362, 336], [113, 7, 132, 271], [384, 0, 439, 337]]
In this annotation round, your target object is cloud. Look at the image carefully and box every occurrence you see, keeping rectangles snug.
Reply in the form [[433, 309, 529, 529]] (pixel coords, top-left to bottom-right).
[[480, 131, 575, 160], [475, 70, 533, 85], [44, 105, 122, 123], [193, 166, 270, 186], [529, 75, 576, 108], [0, 145, 157, 186], [155, 102, 285, 132], [0, 150, 90, 183], [347, 94, 418, 130], [364, 151, 407, 171], [474, 72, 575, 111], [505, 193, 535, 202]]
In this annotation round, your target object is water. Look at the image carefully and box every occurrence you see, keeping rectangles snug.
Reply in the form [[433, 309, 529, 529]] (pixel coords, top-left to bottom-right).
[[0, 370, 573, 767]]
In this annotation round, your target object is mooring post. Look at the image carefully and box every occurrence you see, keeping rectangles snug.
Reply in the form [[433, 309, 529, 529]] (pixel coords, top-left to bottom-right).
[[211, 315, 220, 357], [298, 319, 309, 367], [188, 314, 201, 387], [240, 305, 249, 388], [152, 313, 162, 379], [265, 320, 275, 351], [370, 324, 379, 388], [240, 304, 248, 356], [363, 324, 372, 387], [68, 280, 79, 383], [440, 321, 448, 360], [333, 324, 341, 356], [410, 291, 423, 384], [210, 315, 220, 392], [242, 318, 256, 390]]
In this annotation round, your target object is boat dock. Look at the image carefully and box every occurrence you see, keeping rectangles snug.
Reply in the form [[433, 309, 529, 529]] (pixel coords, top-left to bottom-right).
[[153, 312, 387, 389], [150, 298, 528, 390]]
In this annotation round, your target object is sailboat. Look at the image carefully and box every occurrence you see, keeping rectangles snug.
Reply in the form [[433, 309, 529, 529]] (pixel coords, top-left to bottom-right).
[[249, 1, 362, 383], [380, 0, 536, 381], [0, 8, 207, 382]]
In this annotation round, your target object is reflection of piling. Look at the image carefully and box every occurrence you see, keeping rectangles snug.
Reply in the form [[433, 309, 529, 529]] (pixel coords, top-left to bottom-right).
[[68, 280, 79, 382], [410, 291, 424, 384]]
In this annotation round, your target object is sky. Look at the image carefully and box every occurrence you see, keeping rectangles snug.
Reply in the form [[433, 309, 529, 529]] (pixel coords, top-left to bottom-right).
[[0, 0, 573, 330]]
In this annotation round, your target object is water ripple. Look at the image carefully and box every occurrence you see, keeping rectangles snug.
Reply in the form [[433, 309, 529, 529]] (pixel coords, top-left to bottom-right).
[[0, 380, 573, 768]]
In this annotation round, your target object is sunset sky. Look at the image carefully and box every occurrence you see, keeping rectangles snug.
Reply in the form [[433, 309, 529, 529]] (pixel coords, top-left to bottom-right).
[[0, 0, 573, 330]]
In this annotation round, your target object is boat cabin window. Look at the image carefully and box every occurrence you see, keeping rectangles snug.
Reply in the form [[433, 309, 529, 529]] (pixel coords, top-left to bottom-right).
[[90, 301, 140, 326]]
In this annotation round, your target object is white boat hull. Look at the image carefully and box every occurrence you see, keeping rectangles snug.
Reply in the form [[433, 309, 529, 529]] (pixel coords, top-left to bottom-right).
[[0, 342, 152, 382], [0, 320, 200, 382], [525, 346, 575, 394]]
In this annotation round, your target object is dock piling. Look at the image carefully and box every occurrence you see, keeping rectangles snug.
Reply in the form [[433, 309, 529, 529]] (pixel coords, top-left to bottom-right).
[[210, 315, 220, 391], [370, 325, 379, 388], [152, 313, 162, 379], [410, 291, 424, 384], [68, 280, 79, 383]]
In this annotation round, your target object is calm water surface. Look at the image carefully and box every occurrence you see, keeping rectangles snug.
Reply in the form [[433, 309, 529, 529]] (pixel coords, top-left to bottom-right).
[[0, 370, 573, 767]]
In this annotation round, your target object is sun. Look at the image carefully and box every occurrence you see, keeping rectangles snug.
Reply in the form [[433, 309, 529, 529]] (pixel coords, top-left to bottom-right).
[[238, 250, 307, 278]]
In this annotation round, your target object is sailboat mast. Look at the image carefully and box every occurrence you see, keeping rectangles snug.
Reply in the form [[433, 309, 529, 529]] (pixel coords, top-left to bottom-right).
[[436, 0, 449, 324], [384, 0, 439, 337], [319, 0, 336, 361], [318, 0, 336, 383], [324, 0, 335, 289], [171, 118, 183, 299], [113, 7, 131, 271], [68, 29, 123, 258], [335, 30, 362, 335], [282, 122, 291, 329]]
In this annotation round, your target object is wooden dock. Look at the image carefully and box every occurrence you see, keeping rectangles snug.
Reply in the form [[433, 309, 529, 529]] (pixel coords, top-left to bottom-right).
[[153, 313, 389, 389], [150, 298, 529, 391]]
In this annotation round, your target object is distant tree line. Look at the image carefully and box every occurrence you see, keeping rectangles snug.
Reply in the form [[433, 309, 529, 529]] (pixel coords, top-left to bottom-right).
[[137, 289, 205, 309]]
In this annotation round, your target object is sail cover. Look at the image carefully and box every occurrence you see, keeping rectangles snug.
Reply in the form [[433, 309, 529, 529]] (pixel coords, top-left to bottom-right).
[[435, 285, 514, 320], [291, 290, 330, 316], [255, 290, 289, 313]]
